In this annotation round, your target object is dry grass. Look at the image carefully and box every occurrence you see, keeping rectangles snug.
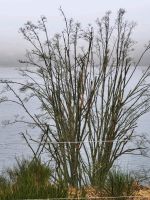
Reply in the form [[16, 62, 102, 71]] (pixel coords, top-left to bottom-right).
[[68, 184, 150, 200]]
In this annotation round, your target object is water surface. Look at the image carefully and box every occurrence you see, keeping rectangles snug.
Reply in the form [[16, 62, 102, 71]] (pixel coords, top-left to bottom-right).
[[0, 66, 150, 179]]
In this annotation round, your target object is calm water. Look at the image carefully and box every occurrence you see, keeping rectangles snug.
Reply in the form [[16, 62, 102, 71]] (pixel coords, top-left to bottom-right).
[[0, 66, 150, 178]]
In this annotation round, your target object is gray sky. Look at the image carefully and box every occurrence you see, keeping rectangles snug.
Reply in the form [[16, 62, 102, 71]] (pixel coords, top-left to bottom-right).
[[0, 0, 150, 66]]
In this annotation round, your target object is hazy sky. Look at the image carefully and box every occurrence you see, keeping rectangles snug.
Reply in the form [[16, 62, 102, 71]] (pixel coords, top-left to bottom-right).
[[0, 0, 150, 66]]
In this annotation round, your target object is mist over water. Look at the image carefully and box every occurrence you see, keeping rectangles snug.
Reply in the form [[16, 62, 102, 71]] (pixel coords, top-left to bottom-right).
[[0, 66, 150, 178]]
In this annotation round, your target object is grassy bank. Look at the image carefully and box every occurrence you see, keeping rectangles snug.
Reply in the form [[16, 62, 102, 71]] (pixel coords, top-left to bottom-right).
[[0, 158, 144, 199]]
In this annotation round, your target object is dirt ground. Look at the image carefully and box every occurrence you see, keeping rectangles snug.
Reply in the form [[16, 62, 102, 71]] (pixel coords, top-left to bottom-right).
[[68, 185, 150, 199], [133, 187, 150, 200]]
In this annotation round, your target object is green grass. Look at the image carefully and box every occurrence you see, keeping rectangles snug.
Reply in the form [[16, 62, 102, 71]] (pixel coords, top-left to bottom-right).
[[0, 158, 67, 199], [104, 169, 135, 200]]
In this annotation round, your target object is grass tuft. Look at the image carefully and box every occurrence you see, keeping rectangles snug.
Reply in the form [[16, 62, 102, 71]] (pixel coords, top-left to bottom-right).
[[0, 158, 67, 199], [104, 169, 135, 200]]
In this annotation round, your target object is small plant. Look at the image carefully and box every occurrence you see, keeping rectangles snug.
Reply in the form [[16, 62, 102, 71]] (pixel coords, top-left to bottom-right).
[[104, 169, 135, 200], [0, 158, 67, 199], [7, 158, 51, 187]]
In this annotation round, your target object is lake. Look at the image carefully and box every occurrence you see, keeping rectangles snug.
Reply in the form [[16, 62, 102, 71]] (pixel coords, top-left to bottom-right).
[[0, 66, 150, 181]]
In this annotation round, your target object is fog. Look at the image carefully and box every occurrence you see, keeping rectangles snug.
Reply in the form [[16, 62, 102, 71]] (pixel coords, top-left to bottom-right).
[[0, 0, 150, 66]]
